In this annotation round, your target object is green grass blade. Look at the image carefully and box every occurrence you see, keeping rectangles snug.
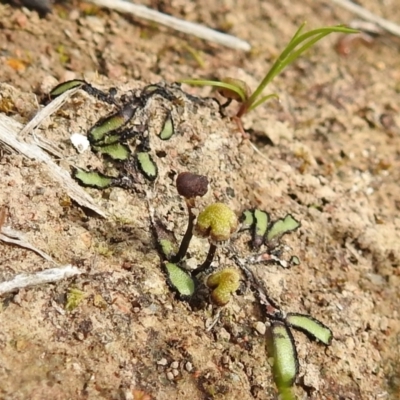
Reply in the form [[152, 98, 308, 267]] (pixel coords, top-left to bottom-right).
[[248, 93, 279, 111], [179, 79, 247, 102], [283, 32, 330, 69], [246, 26, 358, 110], [289, 21, 307, 42]]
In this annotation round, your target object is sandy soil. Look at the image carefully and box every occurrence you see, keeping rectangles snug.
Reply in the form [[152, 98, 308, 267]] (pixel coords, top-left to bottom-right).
[[0, 1, 399, 399]]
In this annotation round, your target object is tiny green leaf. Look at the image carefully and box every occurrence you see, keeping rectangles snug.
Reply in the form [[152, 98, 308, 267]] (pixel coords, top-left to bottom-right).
[[50, 79, 85, 97], [271, 321, 299, 388], [180, 79, 247, 103], [266, 214, 300, 242], [102, 134, 123, 145], [93, 143, 131, 160], [151, 217, 178, 260], [89, 105, 134, 143], [159, 112, 175, 140], [290, 256, 300, 266], [206, 268, 240, 306], [286, 313, 332, 345], [136, 152, 158, 181], [253, 209, 269, 247], [165, 262, 195, 297], [247, 93, 279, 111], [159, 239, 175, 259], [74, 169, 113, 189], [240, 210, 254, 231], [142, 84, 160, 96]]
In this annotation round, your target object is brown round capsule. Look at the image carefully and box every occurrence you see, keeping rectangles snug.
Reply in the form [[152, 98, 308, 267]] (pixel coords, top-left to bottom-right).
[[176, 172, 209, 199]]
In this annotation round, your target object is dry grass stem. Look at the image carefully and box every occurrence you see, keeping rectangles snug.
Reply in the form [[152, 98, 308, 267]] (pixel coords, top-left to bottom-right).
[[0, 265, 82, 295], [86, 0, 251, 51]]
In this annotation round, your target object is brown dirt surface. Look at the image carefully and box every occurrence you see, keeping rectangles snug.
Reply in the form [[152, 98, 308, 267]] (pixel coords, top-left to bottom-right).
[[1, 1, 400, 399]]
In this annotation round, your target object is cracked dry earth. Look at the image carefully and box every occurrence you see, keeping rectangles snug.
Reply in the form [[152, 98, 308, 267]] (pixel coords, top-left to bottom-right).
[[0, 1, 400, 399]]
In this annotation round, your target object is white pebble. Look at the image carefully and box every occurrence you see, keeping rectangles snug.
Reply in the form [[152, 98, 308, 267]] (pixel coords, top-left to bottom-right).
[[70, 133, 90, 154], [170, 361, 179, 369], [157, 358, 168, 366]]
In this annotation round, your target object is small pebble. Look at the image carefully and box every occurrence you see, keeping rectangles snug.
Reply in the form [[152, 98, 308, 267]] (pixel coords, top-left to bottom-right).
[[157, 358, 168, 366], [221, 355, 230, 365], [166, 371, 174, 380], [170, 361, 179, 369], [185, 362, 193, 372], [172, 369, 179, 377], [70, 133, 90, 154], [39, 75, 58, 94], [253, 321, 266, 335]]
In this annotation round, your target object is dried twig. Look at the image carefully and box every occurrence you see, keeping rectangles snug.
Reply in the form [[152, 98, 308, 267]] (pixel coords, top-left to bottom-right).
[[0, 113, 107, 217], [0, 265, 82, 295], [18, 87, 80, 138], [0, 208, 6, 230], [331, 0, 400, 37], [0, 194, 82, 297], [0, 225, 55, 263], [86, 0, 251, 51]]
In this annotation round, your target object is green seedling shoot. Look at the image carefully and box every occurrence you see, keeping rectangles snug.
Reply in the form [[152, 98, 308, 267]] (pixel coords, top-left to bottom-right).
[[181, 24, 357, 134]]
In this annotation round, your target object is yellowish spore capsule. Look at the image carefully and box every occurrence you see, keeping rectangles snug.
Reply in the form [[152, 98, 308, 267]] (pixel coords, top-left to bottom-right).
[[206, 268, 240, 306], [196, 203, 238, 242]]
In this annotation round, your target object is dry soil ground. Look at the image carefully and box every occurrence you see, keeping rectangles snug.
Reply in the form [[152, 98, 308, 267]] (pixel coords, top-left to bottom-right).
[[0, 1, 399, 399]]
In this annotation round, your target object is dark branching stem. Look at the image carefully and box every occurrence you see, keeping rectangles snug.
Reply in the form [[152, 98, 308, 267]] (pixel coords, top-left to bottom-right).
[[171, 199, 196, 263], [230, 251, 281, 318], [193, 242, 217, 275]]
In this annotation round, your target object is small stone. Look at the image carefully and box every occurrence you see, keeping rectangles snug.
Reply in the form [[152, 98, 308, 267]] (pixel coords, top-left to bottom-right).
[[70, 133, 90, 154], [172, 369, 179, 377], [39, 75, 58, 95], [221, 355, 230, 365], [157, 358, 168, 366], [185, 362, 193, 372], [379, 317, 388, 331], [123, 389, 134, 400], [170, 361, 179, 369], [166, 371, 174, 380], [85, 16, 106, 34], [253, 321, 266, 335]]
